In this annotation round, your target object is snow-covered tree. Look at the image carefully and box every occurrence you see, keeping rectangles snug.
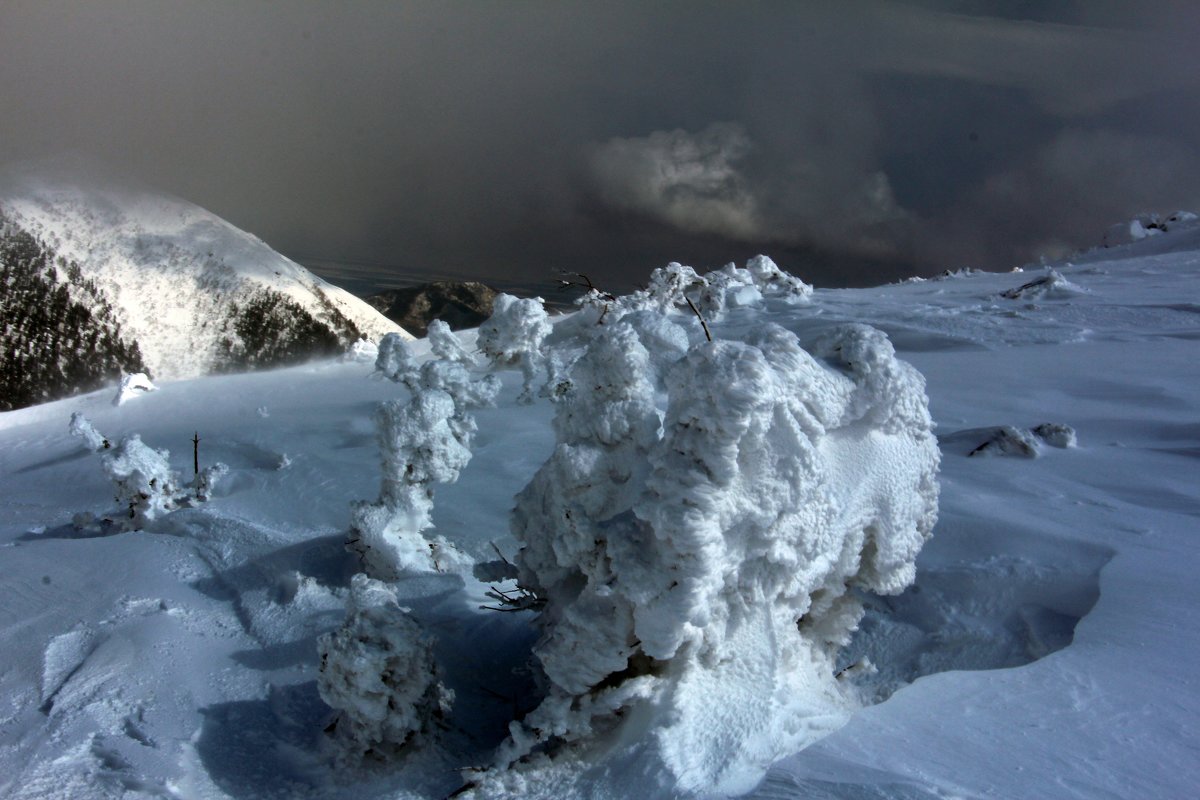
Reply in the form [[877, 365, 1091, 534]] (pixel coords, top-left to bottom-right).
[[483, 315, 939, 794], [102, 434, 181, 529], [351, 335, 499, 578], [317, 574, 452, 761], [477, 294, 551, 404]]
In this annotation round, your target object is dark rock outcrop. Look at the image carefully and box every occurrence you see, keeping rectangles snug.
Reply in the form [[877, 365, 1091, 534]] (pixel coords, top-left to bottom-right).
[[367, 281, 498, 337]]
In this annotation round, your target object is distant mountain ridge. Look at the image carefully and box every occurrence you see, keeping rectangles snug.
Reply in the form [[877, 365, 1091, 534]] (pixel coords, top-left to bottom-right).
[[0, 162, 411, 409], [366, 280, 498, 337]]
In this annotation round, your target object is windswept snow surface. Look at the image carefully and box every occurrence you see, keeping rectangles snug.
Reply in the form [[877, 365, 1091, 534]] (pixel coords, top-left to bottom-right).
[[0, 161, 409, 381], [1, 243, 1198, 798]]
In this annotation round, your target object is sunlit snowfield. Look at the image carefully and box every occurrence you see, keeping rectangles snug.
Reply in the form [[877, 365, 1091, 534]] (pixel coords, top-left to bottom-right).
[[1, 234, 1198, 798]]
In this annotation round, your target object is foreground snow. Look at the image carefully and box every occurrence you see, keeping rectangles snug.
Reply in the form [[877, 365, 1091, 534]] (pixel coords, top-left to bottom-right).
[[1, 241, 1198, 798]]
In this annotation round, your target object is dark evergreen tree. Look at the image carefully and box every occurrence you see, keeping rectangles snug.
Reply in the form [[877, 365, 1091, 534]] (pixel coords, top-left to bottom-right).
[[0, 210, 146, 411]]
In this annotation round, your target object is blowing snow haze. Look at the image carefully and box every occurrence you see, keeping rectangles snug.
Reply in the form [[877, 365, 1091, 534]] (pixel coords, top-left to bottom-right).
[[3, 0, 1199, 292]]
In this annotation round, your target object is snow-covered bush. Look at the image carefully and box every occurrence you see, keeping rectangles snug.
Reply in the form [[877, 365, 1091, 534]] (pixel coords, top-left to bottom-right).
[[102, 434, 180, 528], [426, 319, 476, 365], [486, 316, 939, 794], [191, 461, 229, 501], [112, 372, 157, 406], [351, 336, 500, 577], [317, 575, 452, 761], [477, 294, 551, 404], [375, 331, 419, 389], [69, 412, 108, 451]]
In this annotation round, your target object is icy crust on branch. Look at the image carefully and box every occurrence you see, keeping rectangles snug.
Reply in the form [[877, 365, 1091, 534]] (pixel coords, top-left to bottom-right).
[[477, 294, 552, 403], [317, 575, 452, 761], [490, 318, 939, 794], [353, 336, 500, 578]]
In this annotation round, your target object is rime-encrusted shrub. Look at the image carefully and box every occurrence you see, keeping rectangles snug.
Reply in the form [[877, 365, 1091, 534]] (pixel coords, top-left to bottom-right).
[[374, 332, 419, 389], [487, 314, 939, 794], [191, 462, 229, 501], [102, 435, 181, 529], [477, 294, 551, 404], [69, 412, 108, 451], [317, 575, 452, 760], [351, 336, 500, 577], [426, 319, 476, 365]]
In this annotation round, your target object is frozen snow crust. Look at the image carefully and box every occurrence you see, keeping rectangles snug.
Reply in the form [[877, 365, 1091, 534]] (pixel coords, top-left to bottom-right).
[[484, 303, 939, 793]]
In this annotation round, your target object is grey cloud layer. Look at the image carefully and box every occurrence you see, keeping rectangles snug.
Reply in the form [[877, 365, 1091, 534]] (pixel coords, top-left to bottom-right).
[[1, 1, 1197, 290]]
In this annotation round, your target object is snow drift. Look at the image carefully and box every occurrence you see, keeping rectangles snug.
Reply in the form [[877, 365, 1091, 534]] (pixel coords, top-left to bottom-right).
[[479, 309, 939, 793]]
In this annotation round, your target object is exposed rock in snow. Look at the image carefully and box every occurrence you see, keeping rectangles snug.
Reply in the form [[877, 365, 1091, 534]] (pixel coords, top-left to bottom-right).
[[1032, 422, 1077, 449], [957, 423, 1078, 458], [367, 280, 498, 338], [1103, 211, 1200, 247], [1000, 268, 1084, 300], [317, 575, 452, 761]]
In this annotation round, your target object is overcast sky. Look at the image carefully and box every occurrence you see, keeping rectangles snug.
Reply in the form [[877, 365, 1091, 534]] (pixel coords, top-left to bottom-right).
[[2, 1, 1198, 292]]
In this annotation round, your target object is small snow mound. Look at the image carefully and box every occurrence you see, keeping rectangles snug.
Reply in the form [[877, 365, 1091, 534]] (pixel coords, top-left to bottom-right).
[[317, 575, 452, 761], [1000, 268, 1084, 300], [1032, 422, 1078, 449], [344, 338, 379, 363], [967, 425, 1041, 458], [112, 372, 157, 406]]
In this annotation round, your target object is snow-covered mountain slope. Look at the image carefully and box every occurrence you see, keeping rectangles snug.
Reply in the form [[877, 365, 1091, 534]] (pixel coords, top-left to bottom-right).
[[0, 162, 411, 386], [0, 237, 1198, 798]]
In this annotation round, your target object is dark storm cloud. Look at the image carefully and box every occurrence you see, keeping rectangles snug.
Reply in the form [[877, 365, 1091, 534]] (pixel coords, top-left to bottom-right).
[[1, 1, 1198, 292]]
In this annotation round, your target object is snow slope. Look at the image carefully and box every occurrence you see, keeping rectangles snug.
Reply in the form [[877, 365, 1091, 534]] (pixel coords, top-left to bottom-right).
[[0, 237, 1198, 798], [0, 161, 410, 382]]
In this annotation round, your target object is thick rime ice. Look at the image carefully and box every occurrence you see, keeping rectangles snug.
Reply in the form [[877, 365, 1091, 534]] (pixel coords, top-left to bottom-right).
[[426, 319, 477, 365], [477, 294, 552, 404], [317, 575, 452, 761], [489, 316, 939, 793], [352, 336, 499, 577], [375, 332, 420, 389], [112, 372, 157, 406], [102, 435, 180, 528], [69, 412, 108, 451], [190, 462, 229, 502]]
